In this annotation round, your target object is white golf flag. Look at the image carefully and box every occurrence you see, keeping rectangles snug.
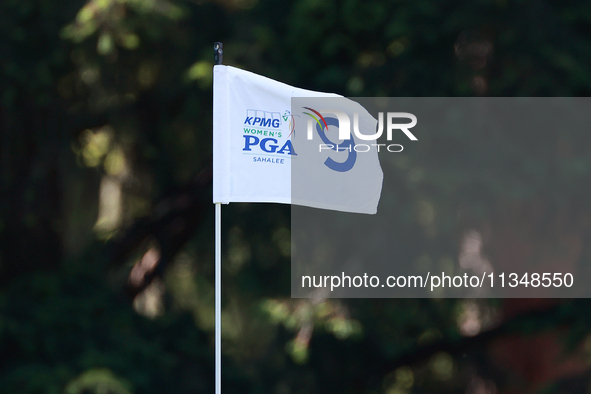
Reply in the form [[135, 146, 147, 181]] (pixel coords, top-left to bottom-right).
[[213, 65, 383, 214]]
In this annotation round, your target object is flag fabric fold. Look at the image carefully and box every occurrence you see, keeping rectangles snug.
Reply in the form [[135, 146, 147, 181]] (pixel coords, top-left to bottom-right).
[[213, 65, 383, 214]]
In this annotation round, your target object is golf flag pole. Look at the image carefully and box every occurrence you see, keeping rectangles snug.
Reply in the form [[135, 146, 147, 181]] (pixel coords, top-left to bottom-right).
[[214, 42, 223, 394], [212, 42, 383, 388], [215, 203, 221, 394]]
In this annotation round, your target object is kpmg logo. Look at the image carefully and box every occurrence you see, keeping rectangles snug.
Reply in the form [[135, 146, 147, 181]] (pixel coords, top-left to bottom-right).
[[303, 107, 417, 172], [244, 109, 282, 128]]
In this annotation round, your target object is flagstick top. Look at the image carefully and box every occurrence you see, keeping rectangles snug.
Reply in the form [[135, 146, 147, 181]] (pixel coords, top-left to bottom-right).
[[214, 42, 223, 65]]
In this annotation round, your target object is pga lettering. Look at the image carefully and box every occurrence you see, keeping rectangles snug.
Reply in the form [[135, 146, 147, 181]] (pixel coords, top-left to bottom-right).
[[243, 135, 296, 155]]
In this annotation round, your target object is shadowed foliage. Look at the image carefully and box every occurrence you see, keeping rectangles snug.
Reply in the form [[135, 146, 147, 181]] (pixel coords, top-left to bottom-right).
[[2, 0, 591, 393]]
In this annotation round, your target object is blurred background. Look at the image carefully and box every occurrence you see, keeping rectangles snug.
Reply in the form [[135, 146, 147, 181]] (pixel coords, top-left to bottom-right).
[[3, 0, 591, 393]]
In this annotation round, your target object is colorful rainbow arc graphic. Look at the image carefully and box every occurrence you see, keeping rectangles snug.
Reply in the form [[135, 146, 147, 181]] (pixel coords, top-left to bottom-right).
[[302, 107, 329, 133], [287, 115, 296, 137], [287, 107, 328, 138]]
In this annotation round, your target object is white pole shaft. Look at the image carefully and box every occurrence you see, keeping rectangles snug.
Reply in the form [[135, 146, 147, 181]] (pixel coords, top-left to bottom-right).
[[215, 202, 222, 394]]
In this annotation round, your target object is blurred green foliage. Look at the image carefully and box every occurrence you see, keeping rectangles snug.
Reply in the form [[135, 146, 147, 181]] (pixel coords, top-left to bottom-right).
[[2, 0, 591, 393]]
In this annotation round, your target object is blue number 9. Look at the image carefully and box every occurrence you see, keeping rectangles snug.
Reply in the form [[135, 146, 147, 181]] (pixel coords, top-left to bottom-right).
[[316, 117, 356, 172]]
